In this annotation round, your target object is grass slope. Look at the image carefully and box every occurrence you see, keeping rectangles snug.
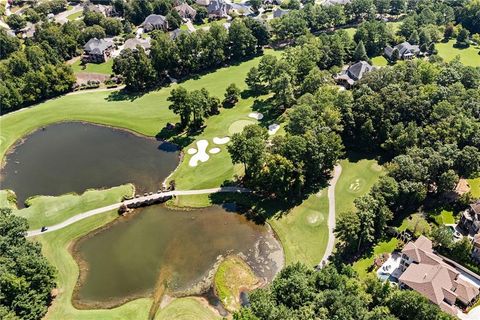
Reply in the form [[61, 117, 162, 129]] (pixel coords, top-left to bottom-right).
[[269, 191, 329, 266], [16, 184, 134, 229], [0, 189, 17, 209], [37, 211, 152, 320], [155, 298, 220, 320], [214, 256, 258, 312], [436, 40, 480, 67]]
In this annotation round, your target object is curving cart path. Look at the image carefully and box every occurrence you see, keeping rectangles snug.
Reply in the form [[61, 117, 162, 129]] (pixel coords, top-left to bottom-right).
[[319, 164, 342, 267], [26, 186, 250, 238]]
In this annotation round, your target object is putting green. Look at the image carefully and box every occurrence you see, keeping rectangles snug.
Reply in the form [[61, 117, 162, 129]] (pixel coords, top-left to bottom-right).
[[346, 178, 367, 194], [228, 120, 256, 135], [306, 212, 325, 227]]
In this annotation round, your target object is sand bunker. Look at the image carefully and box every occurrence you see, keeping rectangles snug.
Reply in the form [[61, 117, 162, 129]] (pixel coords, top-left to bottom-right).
[[268, 124, 280, 135], [248, 112, 264, 120], [189, 140, 209, 167], [187, 148, 197, 155], [209, 148, 221, 154], [213, 137, 230, 145]]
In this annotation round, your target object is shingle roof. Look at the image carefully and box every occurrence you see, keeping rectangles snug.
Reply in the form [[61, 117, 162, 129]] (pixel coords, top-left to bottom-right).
[[174, 3, 197, 19], [142, 14, 168, 29], [346, 61, 373, 81], [123, 38, 151, 51], [84, 38, 114, 54], [273, 8, 289, 18]]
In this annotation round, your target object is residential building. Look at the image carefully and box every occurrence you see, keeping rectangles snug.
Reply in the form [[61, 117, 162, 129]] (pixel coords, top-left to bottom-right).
[[459, 200, 480, 235], [123, 38, 151, 54], [334, 61, 373, 88], [473, 234, 480, 262], [196, 0, 211, 6], [174, 3, 197, 20], [273, 8, 289, 18], [84, 3, 113, 16], [142, 14, 169, 32], [322, 0, 351, 5], [82, 38, 114, 63], [398, 236, 479, 315], [227, 3, 253, 16], [384, 41, 420, 60], [208, 0, 228, 18]]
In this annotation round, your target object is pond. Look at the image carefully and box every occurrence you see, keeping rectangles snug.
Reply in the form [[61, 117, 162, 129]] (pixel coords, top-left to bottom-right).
[[73, 205, 283, 308], [0, 122, 179, 207]]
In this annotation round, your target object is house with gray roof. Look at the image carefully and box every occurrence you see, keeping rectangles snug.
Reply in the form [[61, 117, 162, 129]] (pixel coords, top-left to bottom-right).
[[322, 0, 351, 5], [123, 38, 151, 53], [273, 8, 289, 18], [208, 0, 228, 18], [384, 41, 420, 60], [82, 38, 114, 63], [334, 61, 373, 88], [142, 14, 169, 32], [174, 3, 197, 20], [227, 3, 253, 16]]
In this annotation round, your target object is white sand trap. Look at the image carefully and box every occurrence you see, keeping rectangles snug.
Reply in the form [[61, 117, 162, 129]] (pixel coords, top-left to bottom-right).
[[209, 148, 221, 154], [268, 123, 280, 135], [189, 140, 209, 167], [248, 112, 264, 120], [187, 148, 197, 155], [213, 137, 230, 145]]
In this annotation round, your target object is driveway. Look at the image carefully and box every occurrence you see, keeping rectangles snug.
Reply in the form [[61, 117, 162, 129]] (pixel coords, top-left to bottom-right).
[[54, 4, 83, 24]]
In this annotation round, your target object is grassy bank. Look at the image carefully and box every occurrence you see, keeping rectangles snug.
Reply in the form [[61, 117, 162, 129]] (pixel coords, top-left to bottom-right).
[[214, 256, 259, 312], [14, 184, 134, 230], [71, 59, 114, 75], [154, 298, 220, 320], [38, 211, 152, 320]]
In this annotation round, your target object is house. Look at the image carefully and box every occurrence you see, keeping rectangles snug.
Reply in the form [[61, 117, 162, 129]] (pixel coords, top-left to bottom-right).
[[123, 38, 151, 53], [398, 236, 479, 315], [227, 3, 254, 16], [196, 0, 210, 6], [174, 3, 197, 20], [473, 234, 480, 262], [208, 0, 228, 18], [19, 22, 35, 38], [322, 0, 351, 5], [384, 41, 420, 60], [82, 38, 114, 63], [334, 61, 373, 88], [459, 200, 480, 235], [273, 8, 289, 18], [84, 4, 113, 16], [142, 14, 169, 32]]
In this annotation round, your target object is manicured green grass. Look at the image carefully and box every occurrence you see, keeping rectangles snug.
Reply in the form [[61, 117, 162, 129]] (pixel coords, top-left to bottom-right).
[[214, 256, 258, 312], [352, 238, 399, 279], [0, 189, 16, 209], [335, 159, 384, 218], [269, 191, 329, 266], [432, 209, 455, 225], [37, 211, 153, 320], [67, 11, 82, 21], [15, 184, 134, 230], [71, 59, 114, 75], [154, 297, 220, 320], [468, 177, 480, 198], [436, 40, 480, 67], [0, 50, 281, 166], [371, 56, 388, 66]]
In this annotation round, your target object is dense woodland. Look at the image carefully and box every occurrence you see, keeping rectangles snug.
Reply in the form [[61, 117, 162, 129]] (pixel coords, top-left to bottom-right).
[[0, 209, 56, 320], [233, 263, 454, 320]]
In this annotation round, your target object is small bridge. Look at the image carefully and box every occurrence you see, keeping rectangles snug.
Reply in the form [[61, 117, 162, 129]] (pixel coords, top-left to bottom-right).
[[27, 186, 250, 238]]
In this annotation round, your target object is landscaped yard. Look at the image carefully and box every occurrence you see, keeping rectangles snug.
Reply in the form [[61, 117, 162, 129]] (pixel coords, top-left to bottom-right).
[[71, 59, 114, 75], [431, 209, 455, 225], [352, 238, 399, 279], [371, 55, 388, 66], [436, 40, 480, 67], [468, 177, 480, 198], [67, 10, 83, 21]]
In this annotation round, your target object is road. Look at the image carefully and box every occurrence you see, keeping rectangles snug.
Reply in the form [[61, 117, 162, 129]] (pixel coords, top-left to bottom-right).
[[26, 186, 250, 237], [54, 4, 83, 24], [319, 164, 342, 267]]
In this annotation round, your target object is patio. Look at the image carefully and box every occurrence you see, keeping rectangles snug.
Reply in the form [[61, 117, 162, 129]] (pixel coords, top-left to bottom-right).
[[376, 252, 403, 281]]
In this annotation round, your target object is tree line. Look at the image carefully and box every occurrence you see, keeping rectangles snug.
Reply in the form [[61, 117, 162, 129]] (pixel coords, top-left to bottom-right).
[[234, 263, 454, 320]]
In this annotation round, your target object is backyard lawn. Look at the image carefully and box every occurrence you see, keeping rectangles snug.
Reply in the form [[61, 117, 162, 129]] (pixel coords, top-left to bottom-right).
[[468, 177, 480, 198], [71, 59, 114, 75], [67, 11, 83, 21], [436, 40, 480, 67], [352, 238, 399, 279], [371, 56, 388, 66]]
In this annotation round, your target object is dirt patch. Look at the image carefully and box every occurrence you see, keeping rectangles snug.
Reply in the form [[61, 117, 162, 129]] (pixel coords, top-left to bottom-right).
[[75, 72, 109, 85]]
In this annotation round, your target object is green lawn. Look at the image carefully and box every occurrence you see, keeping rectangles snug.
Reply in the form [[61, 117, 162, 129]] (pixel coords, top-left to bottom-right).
[[71, 59, 114, 75], [15, 184, 134, 230], [436, 40, 480, 67], [468, 177, 480, 198], [37, 211, 153, 320], [269, 190, 329, 266], [154, 297, 220, 320], [399, 213, 431, 237], [67, 11, 82, 21], [431, 209, 455, 225], [335, 158, 384, 218], [352, 238, 399, 279], [0, 189, 16, 209], [371, 56, 388, 66]]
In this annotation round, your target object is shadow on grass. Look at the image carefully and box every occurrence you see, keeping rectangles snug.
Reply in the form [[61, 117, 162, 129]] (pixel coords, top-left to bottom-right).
[[105, 89, 146, 102]]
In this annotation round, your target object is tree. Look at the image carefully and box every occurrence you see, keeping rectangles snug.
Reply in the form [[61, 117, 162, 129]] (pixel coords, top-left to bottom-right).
[[390, 47, 399, 62], [113, 48, 157, 91], [227, 125, 267, 178], [431, 225, 454, 250], [6, 14, 26, 30], [0, 29, 20, 59], [167, 86, 191, 128], [224, 83, 241, 106], [81, 25, 107, 44], [0, 208, 56, 320], [419, 29, 431, 46], [353, 40, 369, 61], [228, 19, 258, 60], [271, 72, 295, 108], [335, 211, 361, 251], [248, 0, 262, 12], [245, 66, 263, 94], [101, 17, 123, 36], [408, 30, 419, 45], [456, 28, 470, 47], [444, 24, 454, 40], [83, 10, 105, 26]]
